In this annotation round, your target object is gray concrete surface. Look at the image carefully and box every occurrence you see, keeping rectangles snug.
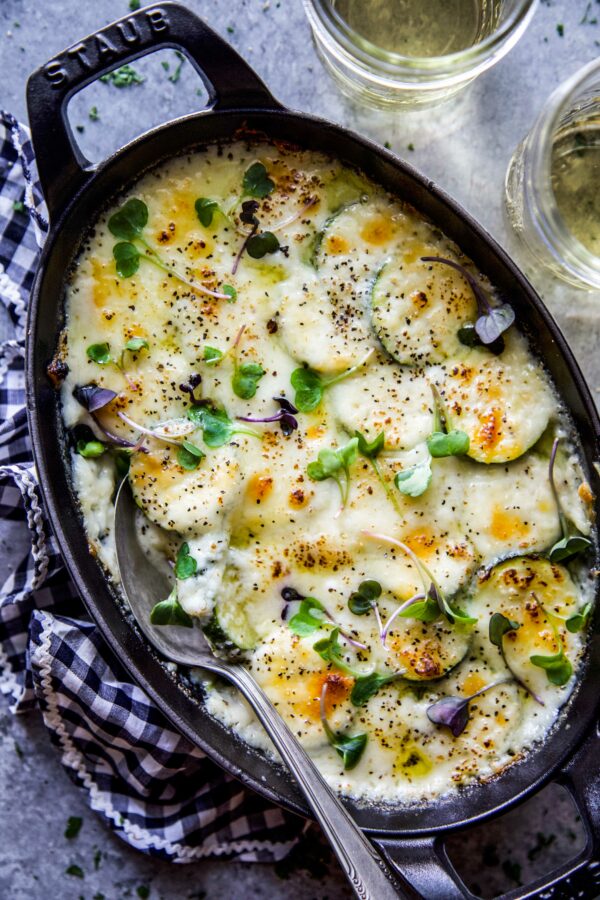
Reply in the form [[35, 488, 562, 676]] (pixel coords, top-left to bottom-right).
[[1, 0, 599, 897]]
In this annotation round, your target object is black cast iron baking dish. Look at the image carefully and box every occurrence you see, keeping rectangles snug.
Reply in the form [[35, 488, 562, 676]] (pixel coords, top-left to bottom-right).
[[25, 4, 600, 898]]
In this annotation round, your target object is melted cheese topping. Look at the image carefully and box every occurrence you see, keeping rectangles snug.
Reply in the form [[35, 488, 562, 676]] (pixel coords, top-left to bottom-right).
[[60, 142, 596, 804]]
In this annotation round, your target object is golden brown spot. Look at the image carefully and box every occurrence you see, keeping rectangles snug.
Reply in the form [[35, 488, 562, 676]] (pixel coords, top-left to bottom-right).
[[475, 406, 503, 451], [306, 424, 326, 439], [403, 527, 438, 557], [579, 481, 594, 504], [289, 489, 307, 508], [247, 474, 273, 503], [410, 290, 428, 309], [360, 215, 393, 246], [462, 672, 486, 696], [326, 234, 349, 255], [298, 672, 352, 720], [490, 507, 530, 542]]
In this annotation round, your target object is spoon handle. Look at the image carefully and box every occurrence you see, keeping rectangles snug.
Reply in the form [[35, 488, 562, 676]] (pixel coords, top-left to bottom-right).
[[211, 660, 407, 900]]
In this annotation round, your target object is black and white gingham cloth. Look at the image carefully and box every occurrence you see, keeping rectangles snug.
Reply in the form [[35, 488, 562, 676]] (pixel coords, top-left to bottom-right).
[[0, 111, 306, 862]]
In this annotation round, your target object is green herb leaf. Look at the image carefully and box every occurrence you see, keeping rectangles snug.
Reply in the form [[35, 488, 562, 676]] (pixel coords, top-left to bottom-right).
[[348, 580, 382, 615], [129, 0, 140, 8], [457, 323, 505, 355], [548, 534, 592, 564], [203, 346, 223, 365], [291, 367, 323, 412], [431, 583, 477, 627], [76, 439, 105, 459], [288, 597, 329, 636], [222, 283, 237, 302], [65, 816, 83, 839], [100, 64, 144, 88], [427, 430, 470, 458], [66, 864, 84, 878], [530, 649, 572, 686], [354, 430, 385, 459], [108, 197, 148, 240], [125, 337, 149, 353], [397, 595, 439, 623], [115, 450, 131, 479], [195, 197, 219, 227], [489, 612, 521, 648], [566, 603, 592, 633], [168, 50, 185, 84], [324, 727, 368, 770], [350, 671, 398, 706], [113, 241, 140, 277], [176, 441, 205, 470], [243, 161, 275, 198], [394, 456, 432, 497], [89, 105, 99, 121], [175, 542, 197, 579], [150, 588, 194, 628], [188, 404, 234, 448], [86, 342, 112, 365], [246, 231, 280, 259], [232, 362, 265, 399], [136, 887, 150, 900], [313, 627, 359, 677]]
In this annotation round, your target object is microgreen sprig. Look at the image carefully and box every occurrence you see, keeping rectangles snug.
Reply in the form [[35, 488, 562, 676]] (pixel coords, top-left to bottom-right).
[[282, 586, 367, 649], [354, 430, 402, 514], [149, 542, 196, 628], [394, 387, 468, 499], [421, 256, 515, 346], [427, 679, 511, 737], [547, 437, 592, 563], [363, 532, 477, 627], [307, 437, 359, 511], [291, 349, 374, 413], [109, 197, 231, 300], [320, 682, 367, 770], [86, 338, 149, 389], [527, 597, 573, 686], [489, 612, 544, 704], [187, 402, 260, 448]]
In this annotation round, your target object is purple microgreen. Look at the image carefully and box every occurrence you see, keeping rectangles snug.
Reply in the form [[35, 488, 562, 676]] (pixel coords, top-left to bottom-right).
[[421, 256, 515, 345], [239, 199, 260, 226], [489, 612, 544, 705], [547, 438, 592, 563], [73, 384, 117, 412], [236, 396, 299, 436], [320, 683, 367, 770], [427, 679, 510, 737], [180, 373, 202, 402], [232, 222, 258, 274]]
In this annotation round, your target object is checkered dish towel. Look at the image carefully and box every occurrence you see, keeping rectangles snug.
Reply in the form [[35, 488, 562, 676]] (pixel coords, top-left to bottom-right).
[[0, 111, 306, 862]]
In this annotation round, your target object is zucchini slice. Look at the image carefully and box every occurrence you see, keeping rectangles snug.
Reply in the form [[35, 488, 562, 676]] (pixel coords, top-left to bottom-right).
[[313, 197, 401, 271], [386, 616, 471, 681], [371, 256, 478, 365], [431, 332, 556, 464], [128, 443, 244, 535], [204, 566, 260, 653], [469, 556, 585, 696]]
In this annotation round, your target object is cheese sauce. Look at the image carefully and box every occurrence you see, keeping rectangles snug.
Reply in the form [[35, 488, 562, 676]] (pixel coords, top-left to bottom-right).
[[59, 141, 596, 803]]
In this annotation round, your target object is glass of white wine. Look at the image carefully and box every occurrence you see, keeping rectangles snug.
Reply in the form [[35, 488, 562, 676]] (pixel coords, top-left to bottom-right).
[[303, 0, 538, 108], [505, 58, 600, 290]]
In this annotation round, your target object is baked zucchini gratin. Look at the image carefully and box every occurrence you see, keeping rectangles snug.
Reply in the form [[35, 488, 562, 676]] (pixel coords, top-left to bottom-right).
[[56, 141, 596, 803]]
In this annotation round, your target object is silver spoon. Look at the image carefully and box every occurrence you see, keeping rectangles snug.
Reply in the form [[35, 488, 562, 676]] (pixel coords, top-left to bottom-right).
[[114, 481, 405, 900]]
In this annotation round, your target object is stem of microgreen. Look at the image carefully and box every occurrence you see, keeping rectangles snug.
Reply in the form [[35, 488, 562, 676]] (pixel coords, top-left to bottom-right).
[[369, 455, 403, 516], [380, 592, 426, 645], [231, 223, 258, 275], [138, 238, 231, 300], [548, 437, 569, 539], [363, 531, 441, 602], [324, 348, 375, 388]]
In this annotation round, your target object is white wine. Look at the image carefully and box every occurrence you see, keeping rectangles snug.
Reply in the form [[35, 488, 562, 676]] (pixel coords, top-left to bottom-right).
[[331, 0, 494, 57], [551, 122, 600, 257]]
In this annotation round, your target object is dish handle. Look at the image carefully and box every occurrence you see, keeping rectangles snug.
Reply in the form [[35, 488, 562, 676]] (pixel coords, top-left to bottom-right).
[[26, 1, 282, 223], [371, 721, 600, 900]]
